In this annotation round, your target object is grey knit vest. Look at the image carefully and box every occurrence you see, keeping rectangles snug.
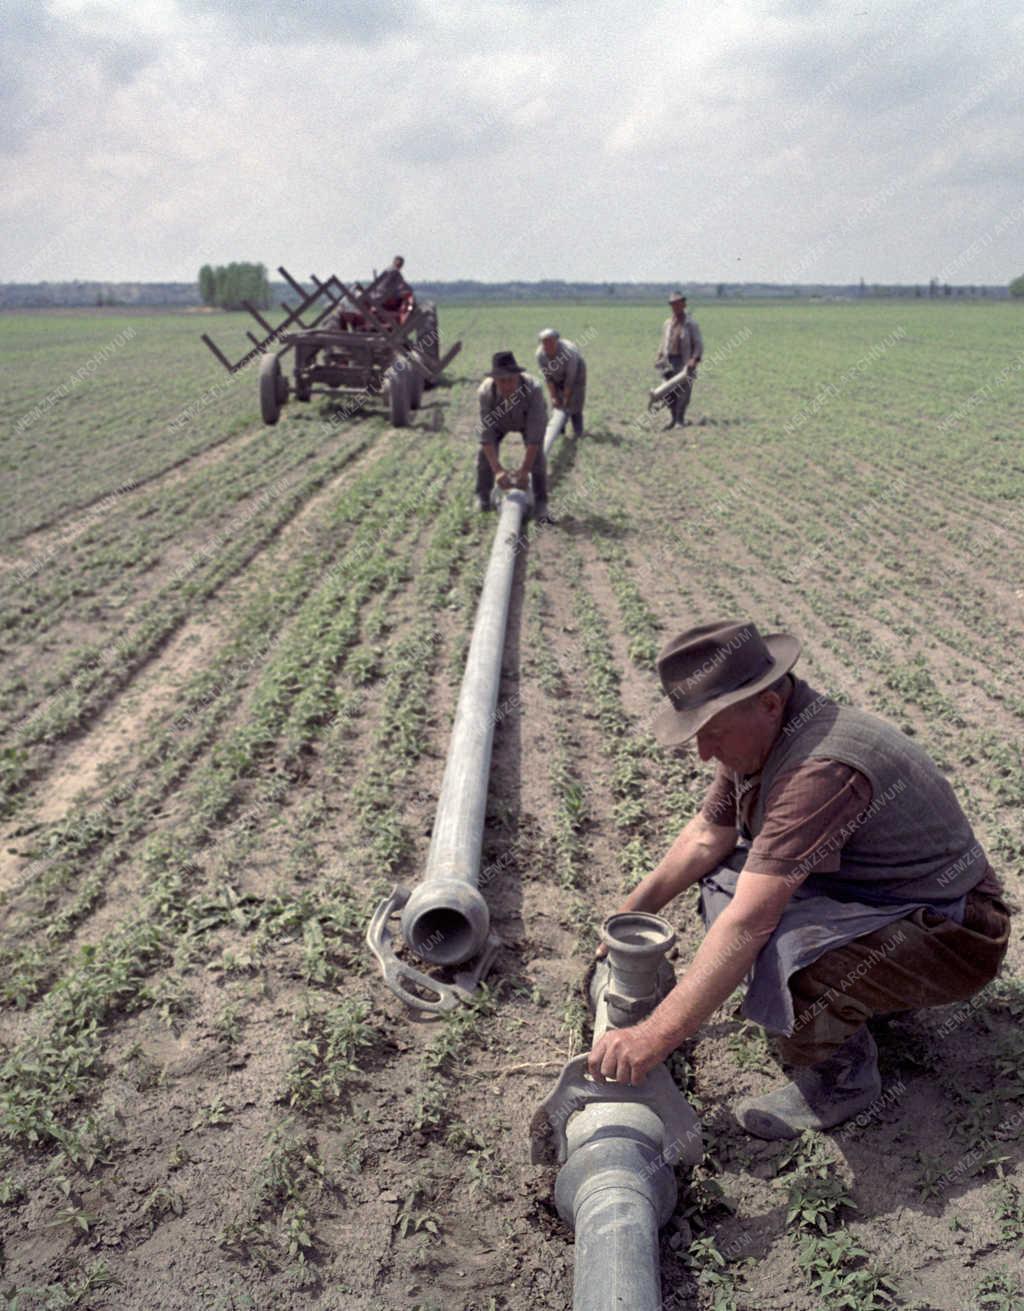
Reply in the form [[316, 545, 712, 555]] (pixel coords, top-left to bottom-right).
[[744, 680, 987, 906]]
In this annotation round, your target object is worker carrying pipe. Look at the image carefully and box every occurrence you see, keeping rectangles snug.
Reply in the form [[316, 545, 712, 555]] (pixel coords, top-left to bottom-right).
[[653, 292, 701, 429], [536, 328, 587, 439], [588, 620, 1011, 1139], [476, 350, 555, 523]]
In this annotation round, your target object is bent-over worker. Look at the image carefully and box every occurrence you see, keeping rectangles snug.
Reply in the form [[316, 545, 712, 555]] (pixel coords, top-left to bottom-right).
[[476, 351, 553, 524], [536, 328, 587, 438]]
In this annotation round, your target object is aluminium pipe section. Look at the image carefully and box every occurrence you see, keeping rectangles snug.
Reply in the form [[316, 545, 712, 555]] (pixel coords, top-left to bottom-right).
[[531, 911, 701, 1311], [367, 408, 568, 1010], [557, 1102, 676, 1310], [648, 366, 689, 410]]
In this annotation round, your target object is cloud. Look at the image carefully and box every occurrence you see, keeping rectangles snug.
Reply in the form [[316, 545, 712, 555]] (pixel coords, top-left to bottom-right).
[[0, 1, 159, 156], [181, 0, 414, 45], [1, 0, 1022, 284]]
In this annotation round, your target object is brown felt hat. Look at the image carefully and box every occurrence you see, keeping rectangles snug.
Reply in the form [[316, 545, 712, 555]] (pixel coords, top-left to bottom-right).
[[668, 291, 686, 304], [652, 620, 801, 747], [487, 350, 526, 377]]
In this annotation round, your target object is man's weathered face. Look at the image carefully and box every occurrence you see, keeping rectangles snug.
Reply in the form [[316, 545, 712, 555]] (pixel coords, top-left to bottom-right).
[[393, 257, 404, 269], [696, 690, 783, 775], [673, 302, 687, 321], [541, 336, 559, 358], [495, 374, 519, 399]]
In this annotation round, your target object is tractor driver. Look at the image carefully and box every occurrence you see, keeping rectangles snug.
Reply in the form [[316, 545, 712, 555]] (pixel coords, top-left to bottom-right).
[[376, 256, 412, 312]]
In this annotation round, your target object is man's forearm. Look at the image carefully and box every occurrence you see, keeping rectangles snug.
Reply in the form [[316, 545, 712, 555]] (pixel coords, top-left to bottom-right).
[[618, 817, 735, 916], [481, 440, 502, 474], [639, 911, 769, 1054]]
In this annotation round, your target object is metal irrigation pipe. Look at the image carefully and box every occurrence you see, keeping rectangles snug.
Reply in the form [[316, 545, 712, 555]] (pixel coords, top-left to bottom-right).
[[530, 913, 703, 1310], [367, 407, 568, 1012], [648, 365, 689, 410]]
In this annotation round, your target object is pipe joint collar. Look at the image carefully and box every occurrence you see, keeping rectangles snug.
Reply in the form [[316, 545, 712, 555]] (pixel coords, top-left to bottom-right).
[[555, 1142, 677, 1231], [400, 879, 490, 966]]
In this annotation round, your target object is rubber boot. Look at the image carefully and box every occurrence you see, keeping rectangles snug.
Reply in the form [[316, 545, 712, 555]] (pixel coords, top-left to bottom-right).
[[735, 1027, 881, 1141]]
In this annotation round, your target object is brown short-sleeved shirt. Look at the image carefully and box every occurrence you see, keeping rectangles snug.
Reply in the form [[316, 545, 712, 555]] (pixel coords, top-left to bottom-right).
[[702, 758, 1003, 896]]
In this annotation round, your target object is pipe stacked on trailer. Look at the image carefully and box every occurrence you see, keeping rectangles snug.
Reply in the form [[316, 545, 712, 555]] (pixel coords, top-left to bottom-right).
[[367, 407, 568, 1012], [531, 914, 703, 1311]]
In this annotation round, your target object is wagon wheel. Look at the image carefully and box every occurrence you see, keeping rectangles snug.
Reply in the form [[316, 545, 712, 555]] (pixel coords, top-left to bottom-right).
[[386, 365, 411, 428], [260, 353, 283, 426], [407, 357, 424, 411]]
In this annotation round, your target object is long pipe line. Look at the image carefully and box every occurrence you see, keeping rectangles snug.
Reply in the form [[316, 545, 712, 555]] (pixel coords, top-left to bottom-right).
[[367, 408, 567, 1008]]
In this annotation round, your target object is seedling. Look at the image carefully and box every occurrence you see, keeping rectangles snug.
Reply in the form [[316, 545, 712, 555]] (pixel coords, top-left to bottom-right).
[[285, 998, 378, 1109], [191, 1095, 232, 1129], [394, 1189, 441, 1241]]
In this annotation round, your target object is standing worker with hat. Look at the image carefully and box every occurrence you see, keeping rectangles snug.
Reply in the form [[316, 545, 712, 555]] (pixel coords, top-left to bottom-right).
[[588, 620, 1010, 1138], [475, 350, 554, 523], [536, 328, 587, 438], [655, 292, 703, 429]]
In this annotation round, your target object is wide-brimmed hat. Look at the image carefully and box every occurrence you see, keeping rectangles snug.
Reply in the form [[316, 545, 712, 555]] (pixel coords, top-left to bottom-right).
[[538, 327, 559, 341], [487, 350, 526, 377], [668, 291, 687, 305], [652, 621, 801, 747]]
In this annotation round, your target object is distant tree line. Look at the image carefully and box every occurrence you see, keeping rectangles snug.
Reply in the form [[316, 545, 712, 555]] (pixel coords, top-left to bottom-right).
[[197, 263, 270, 310], [1011, 274, 1024, 298]]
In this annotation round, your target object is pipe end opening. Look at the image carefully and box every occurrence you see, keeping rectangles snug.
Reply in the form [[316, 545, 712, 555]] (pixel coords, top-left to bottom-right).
[[407, 907, 476, 965], [400, 880, 490, 967]]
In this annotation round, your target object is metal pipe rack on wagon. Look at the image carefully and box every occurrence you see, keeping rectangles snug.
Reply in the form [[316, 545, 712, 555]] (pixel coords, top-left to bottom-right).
[[367, 407, 568, 1012]]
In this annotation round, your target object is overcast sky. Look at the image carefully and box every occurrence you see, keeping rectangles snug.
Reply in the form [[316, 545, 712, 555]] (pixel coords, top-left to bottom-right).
[[2, 0, 1022, 285]]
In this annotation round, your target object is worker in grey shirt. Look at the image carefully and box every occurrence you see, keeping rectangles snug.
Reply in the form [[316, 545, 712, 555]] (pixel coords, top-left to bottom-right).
[[476, 351, 553, 523], [655, 292, 703, 429], [536, 328, 587, 437]]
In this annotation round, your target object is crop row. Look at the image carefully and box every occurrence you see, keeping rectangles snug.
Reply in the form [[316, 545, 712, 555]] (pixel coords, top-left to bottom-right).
[[0, 431, 482, 1171], [0, 424, 384, 813], [0, 437, 461, 1015], [0, 410, 365, 653], [1, 314, 266, 542]]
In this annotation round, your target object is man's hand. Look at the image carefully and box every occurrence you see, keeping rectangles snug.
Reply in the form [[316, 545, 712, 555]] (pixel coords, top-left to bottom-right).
[[495, 469, 512, 490], [588, 1022, 666, 1086], [509, 467, 529, 489]]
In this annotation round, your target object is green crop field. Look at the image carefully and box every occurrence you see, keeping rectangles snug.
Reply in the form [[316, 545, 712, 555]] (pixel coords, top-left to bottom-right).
[[0, 301, 1022, 1310]]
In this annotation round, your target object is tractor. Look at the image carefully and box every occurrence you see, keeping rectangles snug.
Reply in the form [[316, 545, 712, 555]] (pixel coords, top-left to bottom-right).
[[200, 266, 461, 427]]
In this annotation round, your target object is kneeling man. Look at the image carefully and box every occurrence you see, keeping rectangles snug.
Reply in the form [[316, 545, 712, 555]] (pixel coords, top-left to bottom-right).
[[589, 621, 1010, 1138]]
